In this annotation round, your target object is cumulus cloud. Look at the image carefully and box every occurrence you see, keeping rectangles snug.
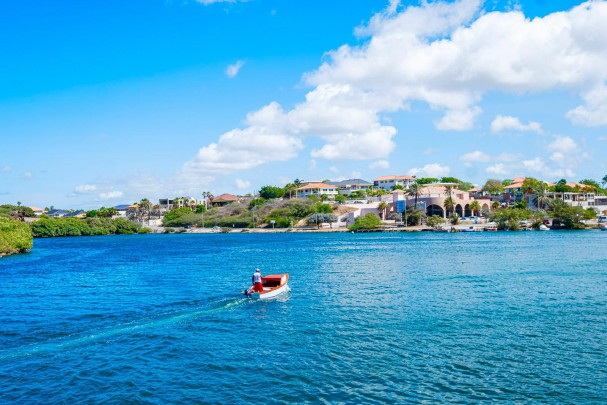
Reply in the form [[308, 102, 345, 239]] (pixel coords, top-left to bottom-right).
[[369, 160, 390, 170], [180, 0, 607, 185], [235, 179, 251, 190], [460, 150, 491, 167], [486, 163, 508, 175], [74, 184, 97, 194], [99, 191, 123, 200], [490, 115, 542, 134], [226, 60, 245, 78], [408, 163, 450, 178]]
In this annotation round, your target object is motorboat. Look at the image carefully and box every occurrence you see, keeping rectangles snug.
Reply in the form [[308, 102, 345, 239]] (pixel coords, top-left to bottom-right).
[[600, 223, 607, 231], [244, 273, 290, 299], [539, 224, 550, 231]]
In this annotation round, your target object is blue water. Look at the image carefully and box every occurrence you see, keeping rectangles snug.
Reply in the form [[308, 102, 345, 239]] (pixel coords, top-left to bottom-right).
[[1, 232, 606, 403]]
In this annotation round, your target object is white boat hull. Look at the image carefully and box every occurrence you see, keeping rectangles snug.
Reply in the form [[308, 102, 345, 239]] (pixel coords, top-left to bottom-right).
[[250, 283, 290, 300]]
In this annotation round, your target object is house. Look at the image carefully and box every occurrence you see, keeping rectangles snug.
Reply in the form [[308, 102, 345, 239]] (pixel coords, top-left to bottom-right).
[[394, 184, 488, 218], [46, 209, 70, 218], [211, 193, 240, 206], [29, 206, 45, 216], [326, 179, 373, 195], [159, 197, 206, 211], [114, 204, 131, 218], [373, 175, 415, 191], [295, 182, 338, 199]]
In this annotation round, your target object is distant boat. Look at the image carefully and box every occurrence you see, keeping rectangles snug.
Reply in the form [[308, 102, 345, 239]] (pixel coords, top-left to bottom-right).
[[539, 224, 550, 231], [600, 223, 607, 231], [244, 273, 290, 299]]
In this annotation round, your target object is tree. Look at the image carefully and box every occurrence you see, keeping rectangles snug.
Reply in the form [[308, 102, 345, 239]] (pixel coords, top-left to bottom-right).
[[425, 215, 445, 228], [407, 182, 424, 207], [491, 201, 501, 210], [602, 175, 607, 187], [259, 185, 285, 200], [440, 177, 461, 184], [416, 177, 439, 185], [483, 179, 505, 195], [334, 194, 346, 204], [307, 213, 338, 229], [443, 197, 455, 216], [469, 201, 481, 216], [349, 213, 382, 231], [392, 184, 405, 191], [532, 182, 550, 210], [202, 191, 214, 209], [377, 201, 389, 220]]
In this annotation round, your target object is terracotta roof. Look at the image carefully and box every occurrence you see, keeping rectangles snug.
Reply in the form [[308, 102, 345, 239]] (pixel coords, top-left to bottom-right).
[[295, 182, 336, 191], [29, 206, 44, 212], [212, 193, 240, 202], [374, 175, 415, 182]]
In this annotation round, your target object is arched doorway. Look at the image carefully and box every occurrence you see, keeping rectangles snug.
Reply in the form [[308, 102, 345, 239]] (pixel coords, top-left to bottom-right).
[[427, 204, 444, 218], [464, 204, 471, 217], [455, 204, 463, 217]]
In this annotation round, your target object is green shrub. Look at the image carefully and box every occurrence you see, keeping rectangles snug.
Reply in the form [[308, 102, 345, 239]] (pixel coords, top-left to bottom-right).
[[0, 217, 33, 255], [349, 213, 382, 231], [138, 227, 152, 234]]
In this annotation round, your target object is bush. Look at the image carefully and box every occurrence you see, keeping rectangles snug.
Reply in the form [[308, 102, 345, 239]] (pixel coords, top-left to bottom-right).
[[425, 215, 445, 228], [0, 217, 33, 255], [349, 213, 382, 231], [138, 227, 152, 234], [30, 217, 141, 237]]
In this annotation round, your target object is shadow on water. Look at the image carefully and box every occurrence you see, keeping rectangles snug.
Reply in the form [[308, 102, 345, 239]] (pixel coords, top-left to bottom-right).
[[0, 295, 253, 360]]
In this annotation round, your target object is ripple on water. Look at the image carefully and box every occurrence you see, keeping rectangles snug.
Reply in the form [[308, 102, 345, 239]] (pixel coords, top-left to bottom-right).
[[1, 233, 606, 402]]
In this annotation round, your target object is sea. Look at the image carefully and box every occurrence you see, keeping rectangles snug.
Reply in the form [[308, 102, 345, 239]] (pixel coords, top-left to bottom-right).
[[1, 231, 606, 403]]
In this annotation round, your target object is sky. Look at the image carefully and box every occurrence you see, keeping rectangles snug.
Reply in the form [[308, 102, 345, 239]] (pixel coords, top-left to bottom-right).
[[1, 0, 607, 209]]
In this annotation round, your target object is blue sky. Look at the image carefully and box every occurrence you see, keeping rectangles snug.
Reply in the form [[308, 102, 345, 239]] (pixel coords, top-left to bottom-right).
[[1, 0, 606, 209]]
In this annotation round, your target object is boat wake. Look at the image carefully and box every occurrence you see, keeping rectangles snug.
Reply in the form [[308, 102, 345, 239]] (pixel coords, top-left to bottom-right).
[[0, 296, 250, 361]]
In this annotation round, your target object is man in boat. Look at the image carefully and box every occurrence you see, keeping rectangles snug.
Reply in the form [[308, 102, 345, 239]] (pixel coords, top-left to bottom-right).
[[251, 268, 264, 293]]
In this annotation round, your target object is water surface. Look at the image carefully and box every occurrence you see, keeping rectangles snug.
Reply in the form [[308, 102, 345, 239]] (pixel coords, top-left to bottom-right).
[[1, 232, 606, 403]]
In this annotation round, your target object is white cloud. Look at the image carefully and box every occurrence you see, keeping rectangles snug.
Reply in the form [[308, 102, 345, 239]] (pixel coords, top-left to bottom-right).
[[180, 0, 607, 185], [486, 163, 508, 175], [490, 115, 542, 134], [226, 60, 245, 78], [547, 136, 579, 154], [408, 163, 450, 178], [1, 166, 11, 172], [351, 171, 362, 178], [495, 152, 521, 162], [99, 191, 123, 200], [460, 150, 491, 167], [329, 166, 339, 174], [22, 172, 33, 179], [235, 179, 251, 190], [308, 159, 317, 170], [522, 157, 575, 179], [74, 184, 97, 194], [435, 107, 482, 131], [369, 160, 390, 170]]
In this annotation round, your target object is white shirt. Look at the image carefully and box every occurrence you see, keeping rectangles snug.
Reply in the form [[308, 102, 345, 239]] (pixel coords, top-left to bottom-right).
[[253, 272, 262, 283]]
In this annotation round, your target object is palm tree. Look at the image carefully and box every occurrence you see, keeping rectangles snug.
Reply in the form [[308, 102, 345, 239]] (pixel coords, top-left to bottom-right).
[[469, 200, 481, 217], [202, 191, 214, 209], [377, 201, 389, 220], [443, 197, 455, 217], [602, 175, 607, 188], [532, 182, 550, 210], [491, 201, 500, 210], [407, 182, 424, 207]]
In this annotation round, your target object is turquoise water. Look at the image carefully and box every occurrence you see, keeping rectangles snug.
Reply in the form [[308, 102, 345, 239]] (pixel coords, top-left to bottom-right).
[[1, 232, 606, 403]]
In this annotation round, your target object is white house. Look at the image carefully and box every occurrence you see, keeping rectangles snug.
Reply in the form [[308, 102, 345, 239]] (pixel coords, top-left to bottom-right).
[[295, 182, 338, 199], [326, 179, 373, 195], [373, 175, 415, 191]]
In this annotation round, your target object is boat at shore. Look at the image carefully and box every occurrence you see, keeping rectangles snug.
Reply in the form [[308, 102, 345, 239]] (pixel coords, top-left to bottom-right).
[[244, 273, 290, 299], [539, 224, 550, 231], [600, 223, 607, 231]]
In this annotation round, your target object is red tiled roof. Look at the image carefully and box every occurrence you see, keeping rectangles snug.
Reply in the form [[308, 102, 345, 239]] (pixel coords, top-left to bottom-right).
[[212, 193, 240, 202]]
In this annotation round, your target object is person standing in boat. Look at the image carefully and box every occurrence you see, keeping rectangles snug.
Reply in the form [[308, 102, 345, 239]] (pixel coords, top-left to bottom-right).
[[251, 268, 264, 293]]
